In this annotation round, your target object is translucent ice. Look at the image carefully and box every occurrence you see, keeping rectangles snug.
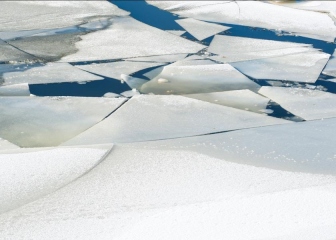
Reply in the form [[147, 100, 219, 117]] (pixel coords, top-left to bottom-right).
[[322, 49, 336, 77]]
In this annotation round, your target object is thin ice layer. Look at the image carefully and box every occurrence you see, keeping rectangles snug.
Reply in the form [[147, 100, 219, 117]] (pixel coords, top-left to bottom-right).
[[140, 64, 260, 94], [0, 96, 126, 147], [148, 1, 336, 42], [184, 90, 270, 113], [0, 39, 38, 62], [63, 95, 288, 145], [1, 63, 103, 86], [322, 49, 336, 77], [75, 61, 164, 81], [0, 145, 112, 214], [0, 1, 128, 32], [61, 16, 205, 62], [175, 18, 230, 41], [231, 51, 330, 83], [126, 53, 188, 63], [0, 83, 30, 96], [258, 86, 336, 120], [1, 129, 336, 239]]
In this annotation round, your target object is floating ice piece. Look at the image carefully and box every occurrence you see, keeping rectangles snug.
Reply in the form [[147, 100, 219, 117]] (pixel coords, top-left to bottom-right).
[[61, 16, 206, 62], [258, 86, 336, 120], [231, 51, 330, 83], [0, 83, 30, 96], [184, 90, 270, 113], [0, 137, 18, 150], [2, 127, 336, 239], [322, 49, 336, 77], [63, 95, 288, 145], [103, 92, 120, 98], [166, 30, 186, 36], [126, 53, 188, 63], [143, 66, 165, 79], [75, 61, 164, 81], [0, 1, 128, 32], [140, 64, 260, 95], [148, 1, 336, 42], [0, 39, 37, 62], [175, 18, 230, 41], [120, 74, 148, 90], [0, 96, 126, 147], [1, 63, 103, 86], [0, 144, 112, 214]]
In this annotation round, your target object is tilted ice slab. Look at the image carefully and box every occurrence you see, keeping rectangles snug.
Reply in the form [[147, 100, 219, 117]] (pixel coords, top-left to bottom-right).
[[231, 51, 330, 83], [61, 16, 205, 62], [184, 90, 270, 114], [0, 1, 128, 32], [126, 53, 188, 63], [175, 18, 230, 41], [0, 144, 112, 214], [140, 64, 260, 95], [0, 83, 30, 96], [259, 86, 336, 120], [1, 63, 103, 86], [1, 131, 336, 239], [75, 61, 164, 81], [0, 39, 38, 63], [0, 138, 18, 150], [322, 49, 336, 77], [0, 96, 126, 147], [148, 1, 336, 42], [63, 95, 288, 146]]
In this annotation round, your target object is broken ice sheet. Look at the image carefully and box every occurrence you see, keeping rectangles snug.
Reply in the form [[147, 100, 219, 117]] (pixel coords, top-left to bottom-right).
[[258, 86, 336, 120], [322, 49, 336, 77], [175, 18, 230, 41], [63, 95, 288, 146], [126, 53, 188, 63], [0, 39, 38, 63], [75, 61, 164, 81], [0, 96, 126, 147], [140, 64, 260, 95], [0, 1, 128, 32], [1, 62, 103, 86], [148, 1, 336, 42], [0, 83, 30, 96], [0, 137, 18, 150], [184, 90, 270, 114], [231, 51, 330, 83], [120, 75, 148, 90], [166, 30, 186, 36], [0, 144, 112, 214], [61, 16, 206, 62]]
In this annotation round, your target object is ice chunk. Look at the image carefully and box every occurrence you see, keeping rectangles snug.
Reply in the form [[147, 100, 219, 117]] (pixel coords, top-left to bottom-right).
[[0, 96, 126, 147], [258, 86, 336, 120], [75, 61, 164, 81], [148, 1, 336, 42], [175, 18, 230, 41], [0, 83, 30, 96], [231, 51, 330, 83], [184, 90, 270, 113], [120, 74, 148, 90], [166, 30, 186, 36], [61, 17, 206, 62], [0, 1, 128, 32], [0, 145, 112, 213], [120, 90, 140, 98], [0, 39, 38, 63], [322, 49, 336, 77], [63, 95, 288, 145], [126, 54, 188, 63], [140, 64, 260, 95], [1, 62, 103, 86], [143, 66, 165, 79], [0, 137, 18, 150], [103, 92, 120, 98]]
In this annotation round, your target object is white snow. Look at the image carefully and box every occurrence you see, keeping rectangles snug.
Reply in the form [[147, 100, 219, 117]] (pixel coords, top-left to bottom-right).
[[0, 83, 30, 96], [165, 30, 186, 36], [126, 53, 188, 63]]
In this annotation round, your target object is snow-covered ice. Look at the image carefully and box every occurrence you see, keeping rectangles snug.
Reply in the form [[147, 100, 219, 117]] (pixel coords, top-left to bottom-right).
[[0, 83, 30, 96]]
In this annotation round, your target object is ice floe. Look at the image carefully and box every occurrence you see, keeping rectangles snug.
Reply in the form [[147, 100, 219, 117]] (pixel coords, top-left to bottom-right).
[[231, 51, 330, 83], [126, 53, 188, 63], [322, 49, 336, 77], [0, 144, 112, 214], [184, 90, 270, 114], [63, 95, 289, 145], [0, 138, 18, 150], [140, 64, 260, 94], [0, 96, 126, 147], [0, 39, 38, 63], [1, 63, 103, 86], [166, 30, 186, 36], [0, 83, 30, 96], [259, 86, 336, 120], [61, 16, 205, 62], [175, 18, 230, 41]]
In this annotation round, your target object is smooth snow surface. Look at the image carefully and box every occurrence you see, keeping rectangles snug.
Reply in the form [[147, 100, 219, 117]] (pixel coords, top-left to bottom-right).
[[140, 64, 260, 94], [259, 86, 336, 120], [0, 145, 112, 214], [175, 18, 230, 40], [1, 63, 103, 86], [61, 17, 205, 62], [63, 95, 288, 145], [0, 97, 126, 147], [0, 83, 30, 96]]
